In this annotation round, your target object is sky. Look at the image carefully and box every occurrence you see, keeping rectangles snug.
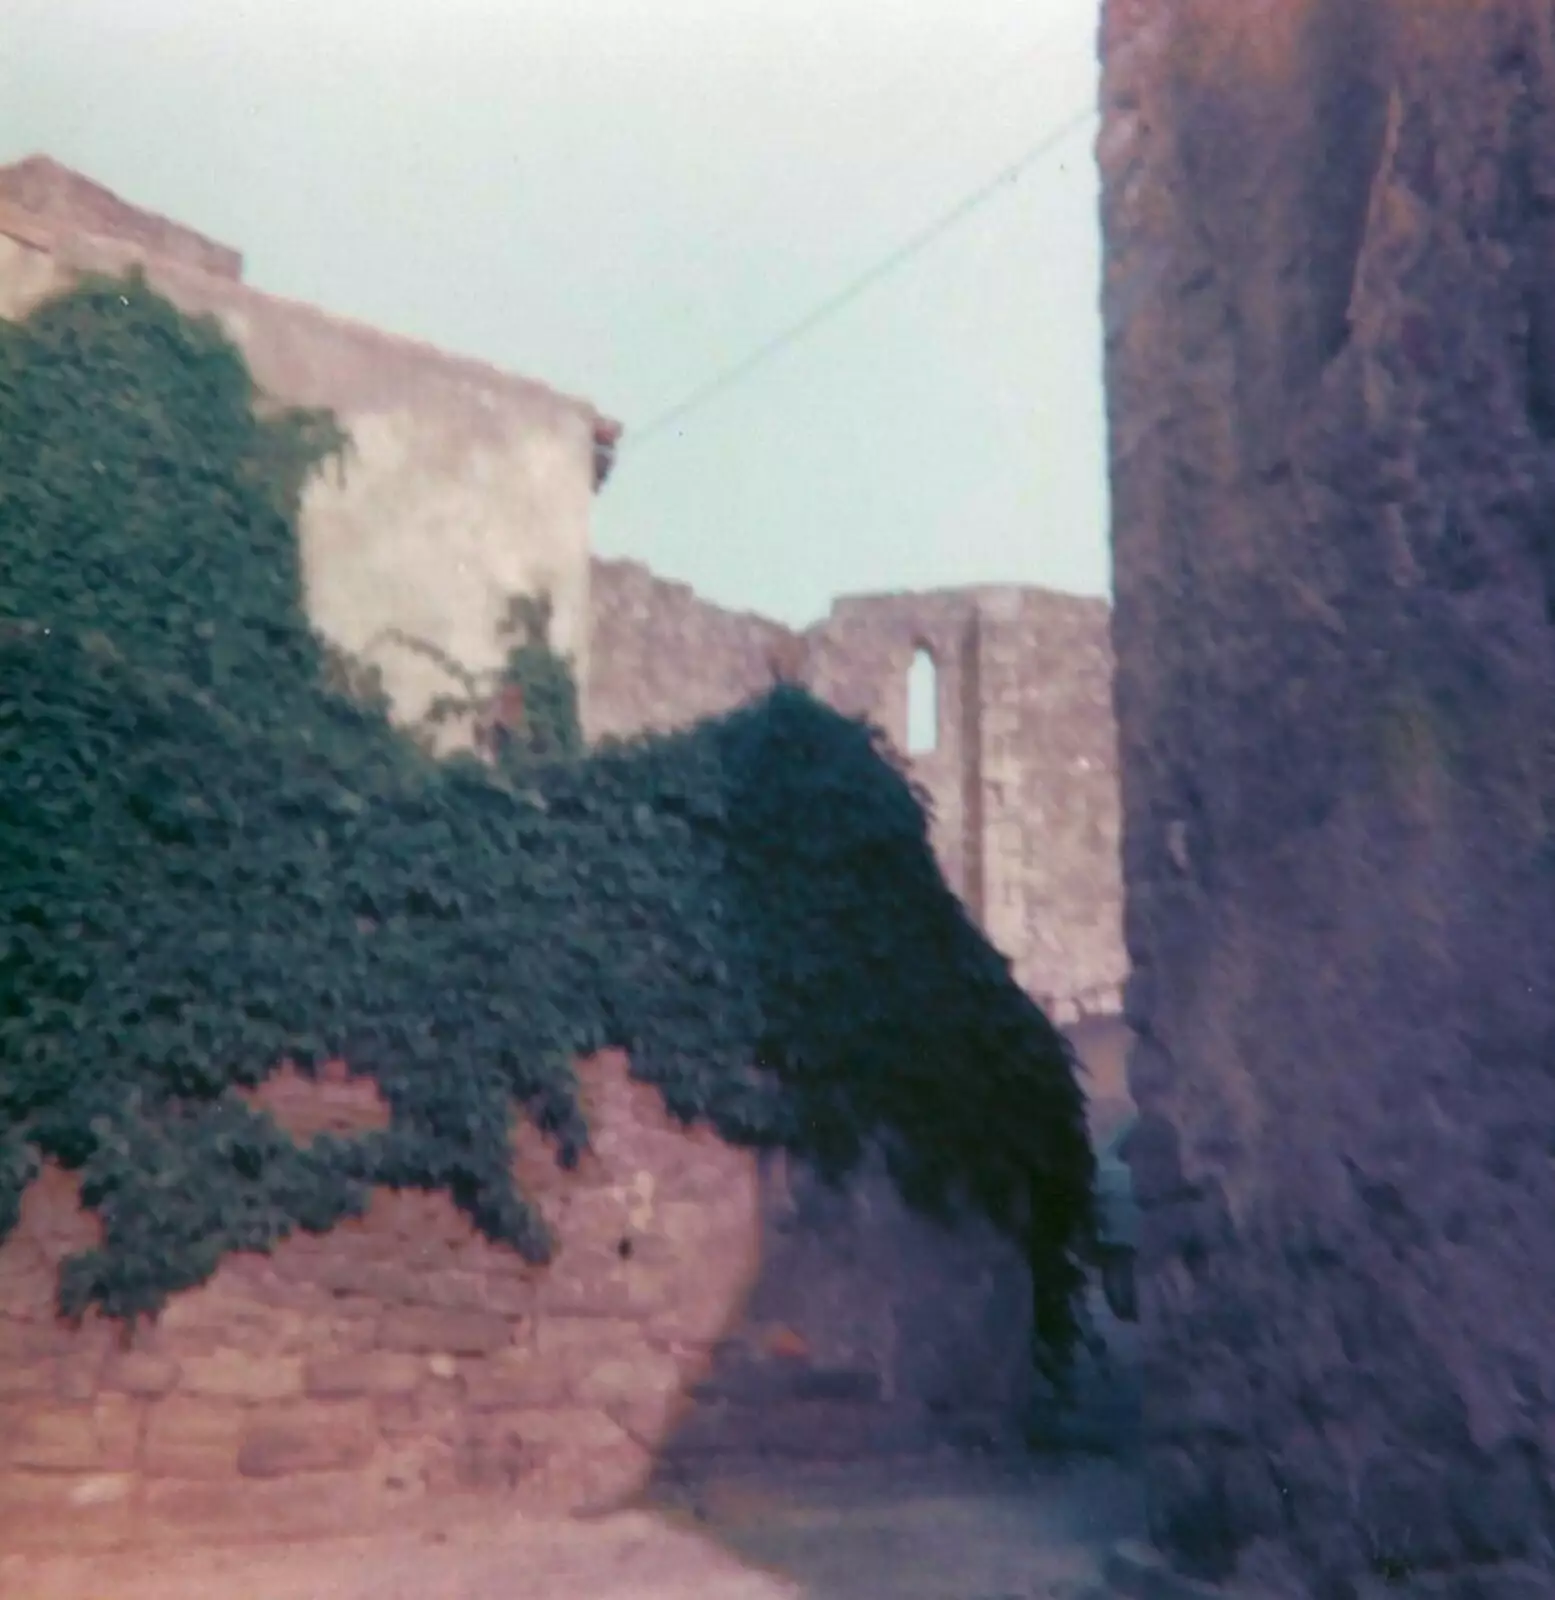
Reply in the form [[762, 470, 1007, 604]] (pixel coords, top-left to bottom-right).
[[1, 0, 1107, 630]]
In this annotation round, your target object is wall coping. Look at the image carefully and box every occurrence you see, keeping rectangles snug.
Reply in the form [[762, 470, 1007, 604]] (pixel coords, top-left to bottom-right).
[[0, 168, 622, 481]]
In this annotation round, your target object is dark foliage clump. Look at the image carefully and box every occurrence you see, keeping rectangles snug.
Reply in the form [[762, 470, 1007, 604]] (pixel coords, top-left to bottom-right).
[[0, 273, 1096, 1374]]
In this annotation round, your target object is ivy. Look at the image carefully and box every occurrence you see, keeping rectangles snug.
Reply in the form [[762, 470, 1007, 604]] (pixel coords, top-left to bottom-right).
[[0, 273, 1097, 1375]]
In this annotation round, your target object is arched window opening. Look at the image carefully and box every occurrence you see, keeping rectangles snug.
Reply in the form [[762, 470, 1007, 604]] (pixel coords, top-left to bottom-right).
[[907, 647, 938, 755]]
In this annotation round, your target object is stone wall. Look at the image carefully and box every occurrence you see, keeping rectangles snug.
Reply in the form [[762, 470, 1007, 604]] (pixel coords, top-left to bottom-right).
[[0, 1054, 1036, 1555], [662, 1148, 1033, 1466], [581, 565, 1126, 1471], [810, 588, 1123, 1022], [0, 155, 243, 280], [0, 159, 614, 742], [1101, 1, 1555, 1594], [0, 1054, 760, 1553], [584, 558, 795, 743], [585, 565, 1126, 1024]]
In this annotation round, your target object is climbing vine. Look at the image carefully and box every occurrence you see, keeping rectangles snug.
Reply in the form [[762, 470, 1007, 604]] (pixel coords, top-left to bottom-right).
[[0, 273, 1096, 1374]]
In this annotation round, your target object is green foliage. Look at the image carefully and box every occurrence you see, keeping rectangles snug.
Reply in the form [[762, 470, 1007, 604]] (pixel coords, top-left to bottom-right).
[[383, 592, 583, 764], [0, 274, 1096, 1372]]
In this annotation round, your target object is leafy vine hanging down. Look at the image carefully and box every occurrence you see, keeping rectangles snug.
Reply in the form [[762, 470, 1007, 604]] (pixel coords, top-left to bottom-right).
[[0, 272, 1097, 1374]]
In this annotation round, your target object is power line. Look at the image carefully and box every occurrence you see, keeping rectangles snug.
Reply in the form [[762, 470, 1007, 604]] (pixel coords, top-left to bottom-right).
[[623, 103, 1097, 455], [683, 16, 1088, 268]]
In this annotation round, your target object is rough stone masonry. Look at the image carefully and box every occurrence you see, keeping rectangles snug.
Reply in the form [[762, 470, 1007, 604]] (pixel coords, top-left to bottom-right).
[[1100, 1, 1555, 1596]]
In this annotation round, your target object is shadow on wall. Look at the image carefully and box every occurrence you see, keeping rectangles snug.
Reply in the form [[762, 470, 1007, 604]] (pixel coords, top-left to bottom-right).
[[0, 1044, 1128, 1559], [0, 1054, 772, 1556], [585, 563, 1138, 1470], [586, 562, 1128, 1031], [655, 1144, 1038, 1474], [653, 1014, 1143, 1480]]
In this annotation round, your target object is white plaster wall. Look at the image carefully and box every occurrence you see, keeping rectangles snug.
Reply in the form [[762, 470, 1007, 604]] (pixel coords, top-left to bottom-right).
[[0, 209, 598, 749], [293, 403, 593, 744]]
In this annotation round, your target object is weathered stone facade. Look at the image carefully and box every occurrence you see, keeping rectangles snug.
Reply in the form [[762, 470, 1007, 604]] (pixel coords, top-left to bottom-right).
[[0, 156, 1127, 1558], [0, 1055, 762, 1551], [586, 559, 1130, 1470], [661, 1146, 1035, 1467], [588, 559, 1126, 1024], [0, 155, 616, 735], [0, 1055, 1034, 1553], [1101, 1, 1555, 1594]]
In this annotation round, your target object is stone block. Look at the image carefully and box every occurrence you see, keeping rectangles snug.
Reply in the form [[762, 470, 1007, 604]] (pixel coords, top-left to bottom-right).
[[0, 1316, 54, 1363], [461, 1346, 568, 1410], [54, 1342, 109, 1400], [0, 1243, 55, 1305], [407, 1268, 495, 1311], [374, 1381, 464, 1441], [455, 1406, 652, 1511], [154, 1292, 302, 1356], [304, 1351, 425, 1398], [6, 1395, 140, 1471], [561, 1188, 636, 1250], [142, 1396, 246, 1477], [532, 1316, 641, 1358], [236, 1399, 377, 1477], [377, 1305, 513, 1355], [216, 1258, 332, 1312], [374, 1434, 460, 1497], [574, 1349, 688, 1444], [302, 1303, 382, 1354], [451, 1410, 540, 1491], [141, 1468, 380, 1545], [787, 1367, 882, 1403], [472, 1271, 535, 1318], [0, 1470, 138, 1552], [680, 1398, 929, 1462], [646, 1260, 758, 1344], [0, 1360, 52, 1399], [179, 1350, 305, 1402], [310, 1257, 428, 1302], [101, 1349, 181, 1398]]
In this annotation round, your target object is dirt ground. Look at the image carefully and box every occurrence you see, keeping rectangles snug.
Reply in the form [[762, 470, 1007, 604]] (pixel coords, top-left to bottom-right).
[[1, 1453, 1146, 1600]]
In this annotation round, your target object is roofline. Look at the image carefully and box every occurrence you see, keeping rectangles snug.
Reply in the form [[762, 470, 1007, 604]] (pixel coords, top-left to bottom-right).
[[0, 191, 623, 492]]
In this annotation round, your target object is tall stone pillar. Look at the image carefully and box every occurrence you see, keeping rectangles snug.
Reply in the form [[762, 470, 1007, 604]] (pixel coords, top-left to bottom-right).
[[1100, 2, 1555, 1593]]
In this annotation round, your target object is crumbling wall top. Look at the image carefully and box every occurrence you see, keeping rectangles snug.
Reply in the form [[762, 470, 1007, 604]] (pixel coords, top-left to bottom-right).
[[0, 154, 245, 281]]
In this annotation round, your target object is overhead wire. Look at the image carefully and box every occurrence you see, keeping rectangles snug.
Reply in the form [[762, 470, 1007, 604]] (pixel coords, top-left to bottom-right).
[[685, 13, 1091, 262], [622, 101, 1097, 455]]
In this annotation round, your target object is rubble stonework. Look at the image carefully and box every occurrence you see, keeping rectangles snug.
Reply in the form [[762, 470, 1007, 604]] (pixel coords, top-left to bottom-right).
[[1101, 0, 1555, 1592], [0, 1055, 759, 1549], [0, 1056, 1033, 1551], [0, 155, 613, 724], [0, 157, 1126, 1555], [587, 559, 1126, 1022]]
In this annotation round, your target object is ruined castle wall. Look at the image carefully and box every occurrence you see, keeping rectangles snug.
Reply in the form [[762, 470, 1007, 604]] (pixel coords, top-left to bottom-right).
[[585, 573, 1127, 1014], [803, 591, 985, 909], [0, 156, 243, 280], [585, 568, 1128, 1026], [803, 590, 1125, 1018], [0, 1053, 1035, 1556], [582, 558, 797, 742], [0, 1054, 762, 1554], [1101, 0, 1555, 1591], [0, 192, 603, 745], [662, 1146, 1034, 1464], [956, 588, 1122, 1022], [580, 574, 1117, 1466]]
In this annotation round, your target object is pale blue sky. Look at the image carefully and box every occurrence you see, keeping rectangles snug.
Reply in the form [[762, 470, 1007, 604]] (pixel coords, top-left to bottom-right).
[[2, 0, 1107, 628]]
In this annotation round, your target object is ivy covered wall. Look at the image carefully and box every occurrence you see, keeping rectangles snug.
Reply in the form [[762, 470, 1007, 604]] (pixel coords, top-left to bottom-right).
[[0, 277, 1097, 1374]]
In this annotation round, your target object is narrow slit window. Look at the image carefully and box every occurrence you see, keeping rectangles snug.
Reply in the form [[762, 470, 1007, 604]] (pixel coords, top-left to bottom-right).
[[907, 648, 938, 755]]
